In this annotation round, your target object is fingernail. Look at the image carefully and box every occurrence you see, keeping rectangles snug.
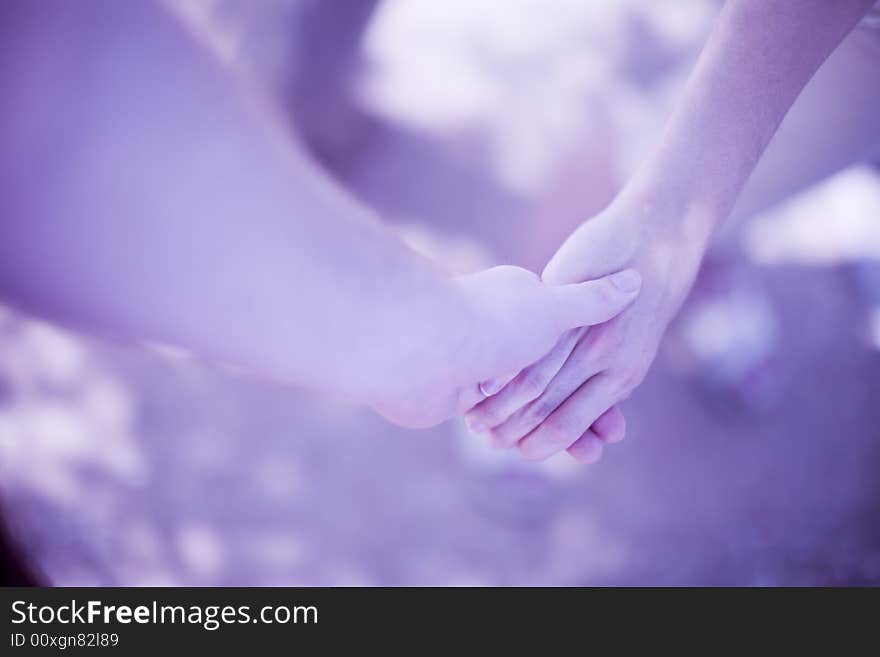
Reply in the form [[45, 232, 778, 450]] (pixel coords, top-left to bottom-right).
[[604, 431, 625, 444], [609, 269, 641, 293], [479, 379, 501, 396], [465, 414, 486, 434]]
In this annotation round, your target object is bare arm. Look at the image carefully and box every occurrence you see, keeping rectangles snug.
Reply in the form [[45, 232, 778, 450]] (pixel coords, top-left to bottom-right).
[[469, 0, 877, 461], [0, 0, 638, 427], [624, 0, 877, 248], [0, 0, 461, 398]]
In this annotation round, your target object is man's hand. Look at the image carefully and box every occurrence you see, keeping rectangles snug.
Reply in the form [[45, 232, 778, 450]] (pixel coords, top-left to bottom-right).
[[368, 264, 641, 429]]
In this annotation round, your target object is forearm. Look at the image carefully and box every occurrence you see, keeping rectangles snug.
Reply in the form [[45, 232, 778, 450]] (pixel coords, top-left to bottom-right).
[[627, 0, 875, 243], [0, 0, 464, 402]]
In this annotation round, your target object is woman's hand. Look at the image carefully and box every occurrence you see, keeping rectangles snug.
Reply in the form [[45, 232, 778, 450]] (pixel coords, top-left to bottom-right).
[[367, 265, 641, 429], [462, 0, 879, 463], [464, 192, 710, 462]]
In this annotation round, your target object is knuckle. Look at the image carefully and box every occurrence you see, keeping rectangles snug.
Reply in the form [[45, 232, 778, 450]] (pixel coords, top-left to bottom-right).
[[495, 418, 528, 448], [543, 415, 577, 445], [614, 365, 647, 396], [590, 280, 616, 310], [516, 370, 547, 399], [580, 324, 618, 359], [573, 344, 604, 374], [601, 326, 625, 351], [475, 403, 504, 427], [527, 397, 556, 424]]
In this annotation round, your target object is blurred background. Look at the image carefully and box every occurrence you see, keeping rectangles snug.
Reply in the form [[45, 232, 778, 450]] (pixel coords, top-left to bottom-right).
[[1, 0, 879, 586]]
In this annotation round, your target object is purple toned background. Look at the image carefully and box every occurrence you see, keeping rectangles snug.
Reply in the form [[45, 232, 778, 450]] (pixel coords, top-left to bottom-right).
[[1, 0, 879, 586]]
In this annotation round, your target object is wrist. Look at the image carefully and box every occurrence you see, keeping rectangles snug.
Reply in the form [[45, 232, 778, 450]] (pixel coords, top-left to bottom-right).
[[601, 183, 712, 313], [625, 154, 733, 243], [361, 265, 475, 407], [611, 174, 718, 275]]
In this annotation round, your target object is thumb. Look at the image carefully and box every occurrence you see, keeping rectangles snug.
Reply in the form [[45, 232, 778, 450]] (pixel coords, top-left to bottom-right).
[[550, 269, 641, 329], [542, 211, 638, 285]]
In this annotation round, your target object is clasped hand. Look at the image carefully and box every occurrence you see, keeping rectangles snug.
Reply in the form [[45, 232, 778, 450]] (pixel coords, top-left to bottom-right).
[[370, 194, 704, 466]]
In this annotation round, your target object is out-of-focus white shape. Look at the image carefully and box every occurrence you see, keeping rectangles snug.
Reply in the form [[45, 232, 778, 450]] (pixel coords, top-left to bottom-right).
[[0, 310, 146, 506], [454, 417, 528, 472], [20, 402, 91, 464], [542, 448, 592, 479], [361, 1, 714, 195], [642, 0, 715, 46], [454, 416, 586, 481], [680, 286, 778, 383], [746, 167, 880, 266], [360, 0, 621, 194], [362, 0, 614, 128], [176, 524, 225, 578], [20, 322, 86, 386], [80, 373, 133, 433], [79, 374, 144, 482]]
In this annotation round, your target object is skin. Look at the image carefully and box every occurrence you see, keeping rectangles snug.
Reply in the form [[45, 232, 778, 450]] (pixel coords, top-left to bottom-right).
[[0, 0, 640, 429], [466, 0, 880, 462]]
